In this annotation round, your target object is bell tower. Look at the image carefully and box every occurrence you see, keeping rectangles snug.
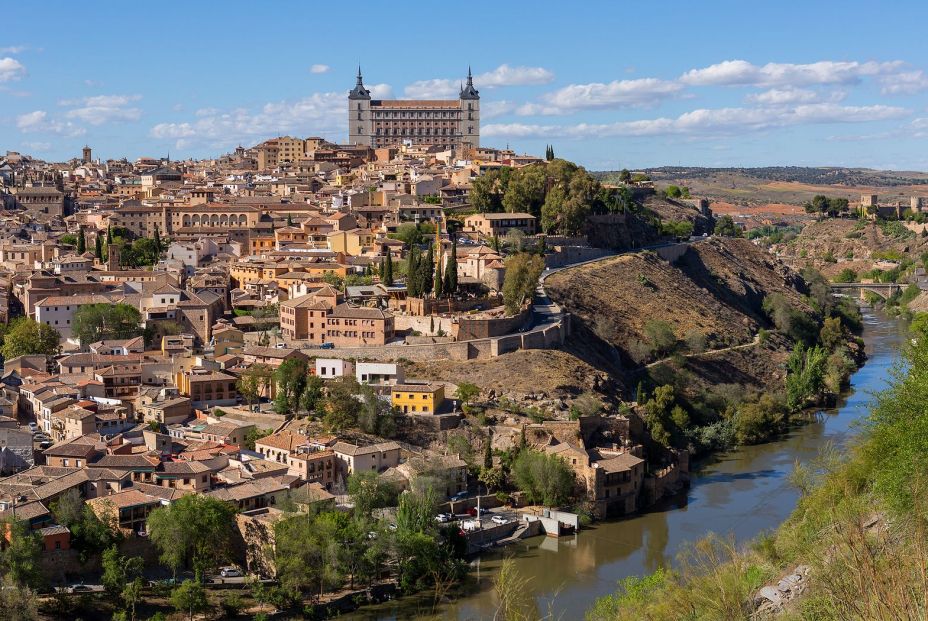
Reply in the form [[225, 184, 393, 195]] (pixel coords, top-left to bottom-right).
[[459, 67, 480, 150], [348, 66, 372, 146]]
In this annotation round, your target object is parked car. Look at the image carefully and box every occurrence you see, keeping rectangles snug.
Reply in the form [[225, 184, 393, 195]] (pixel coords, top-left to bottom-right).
[[450, 491, 469, 502], [38, 441, 53, 449], [275, 342, 287, 349], [467, 507, 490, 517], [219, 567, 242, 578], [491, 515, 509, 525], [69, 583, 91, 593], [434, 513, 453, 523], [320, 342, 335, 350], [28, 422, 38, 432]]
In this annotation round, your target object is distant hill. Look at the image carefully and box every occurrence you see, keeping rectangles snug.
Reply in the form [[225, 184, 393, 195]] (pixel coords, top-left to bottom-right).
[[597, 166, 928, 187]]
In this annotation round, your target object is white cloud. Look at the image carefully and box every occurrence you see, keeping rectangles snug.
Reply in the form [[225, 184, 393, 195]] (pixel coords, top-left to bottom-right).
[[404, 79, 458, 99], [83, 79, 103, 87], [680, 59, 903, 87], [404, 64, 554, 98], [16, 110, 46, 131], [16, 110, 85, 136], [60, 94, 142, 125], [521, 78, 683, 115], [0, 46, 26, 54], [483, 103, 909, 139], [368, 83, 393, 99], [880, 70, 928, 95], [743, 87, 849, 105], [310, 64, 330, 74], [0, 57, 26, 82], [21, 141, 51, 151], [482, 100, 520, 119], [151, 91, 346, 149], [476, 64, 554, 87]]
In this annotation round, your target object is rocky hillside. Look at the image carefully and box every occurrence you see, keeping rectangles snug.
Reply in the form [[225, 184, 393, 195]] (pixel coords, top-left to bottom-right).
[[774, 218, 924, 279], [545, 238, 816, 398]]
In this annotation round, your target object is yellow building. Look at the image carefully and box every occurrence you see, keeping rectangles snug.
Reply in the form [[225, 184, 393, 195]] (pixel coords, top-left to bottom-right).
[[391, 383, 445, 415], [327, 229, 376, 255]]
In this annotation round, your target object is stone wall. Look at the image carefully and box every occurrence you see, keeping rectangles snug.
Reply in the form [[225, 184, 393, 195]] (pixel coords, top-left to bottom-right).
[[456, 307, 531, 341]]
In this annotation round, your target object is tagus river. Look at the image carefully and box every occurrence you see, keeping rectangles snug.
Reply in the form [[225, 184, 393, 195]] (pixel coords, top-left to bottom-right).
[[351, 310, 905, 621]]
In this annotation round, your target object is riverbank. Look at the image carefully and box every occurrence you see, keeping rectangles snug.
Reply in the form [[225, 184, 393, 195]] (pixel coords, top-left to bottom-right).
[[343, 309, 906, 621]]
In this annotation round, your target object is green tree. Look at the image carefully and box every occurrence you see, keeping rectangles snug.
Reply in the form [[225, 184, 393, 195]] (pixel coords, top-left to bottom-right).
[[510, 450, 576, 506], [76, 226, 86, 254], [834, 267, 857, 283], [153, 224, 162, 252], [454, 382, 481, 409], [95, 234, 103, 260], [618, 169, 632, 183], [147, 495, 237, 578], [502, 253, 545, 315], [122, 578, 143, 621], [322, 376, 362, 430], [170, 580, 208, 621], [394, 222, 423, 247], [72, 303, 143, 346], [406, 247, 420, 297], [433, 245, 444, 298], [384, 252, 394, 286], [0, 518, 42, 588], [0, 318, 60, 359], [503, 165, 547, 218], [347, 471, 398, 517], [421, 244, 434, 297], [299, 374, 324, 414], [273, 358, 308, 415], [713, 215, 742, 237], [357, 382, 396, 437], [644, 319, 678, 357], [102, 545, 143, 598]]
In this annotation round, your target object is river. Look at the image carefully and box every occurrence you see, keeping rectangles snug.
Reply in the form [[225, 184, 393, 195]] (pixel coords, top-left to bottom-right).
[[350, 310, 906, 621]]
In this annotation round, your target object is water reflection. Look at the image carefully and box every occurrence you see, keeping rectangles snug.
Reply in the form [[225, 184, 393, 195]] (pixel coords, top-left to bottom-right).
[[349, 310, 904, 621]]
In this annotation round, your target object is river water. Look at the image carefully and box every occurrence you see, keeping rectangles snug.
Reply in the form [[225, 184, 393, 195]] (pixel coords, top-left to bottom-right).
[[351, 310, 905, 621]]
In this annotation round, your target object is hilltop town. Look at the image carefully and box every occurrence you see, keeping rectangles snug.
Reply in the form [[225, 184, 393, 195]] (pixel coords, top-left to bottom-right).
[[0, 71, 871, 619]]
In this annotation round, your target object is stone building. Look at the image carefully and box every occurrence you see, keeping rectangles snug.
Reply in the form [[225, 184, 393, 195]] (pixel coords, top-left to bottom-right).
[[348, 67, 479, 151]]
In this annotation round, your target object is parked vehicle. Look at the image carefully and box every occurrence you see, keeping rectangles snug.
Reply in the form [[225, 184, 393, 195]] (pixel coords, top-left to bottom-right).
[[219, 567, 242, 578], [450, 491, 469, 502], [434, 513, 453, 523], [69, 583, 90, 593], [320, 342, 335, 350], [461, 519, 481, 532], [467, 507, 490, 517], [491, 515, 508, 525], [28, 422, 38, 432]]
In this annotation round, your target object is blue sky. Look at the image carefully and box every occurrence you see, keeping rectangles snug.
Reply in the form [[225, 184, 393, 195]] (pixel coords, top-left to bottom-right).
[[3, 0, 928, 170]]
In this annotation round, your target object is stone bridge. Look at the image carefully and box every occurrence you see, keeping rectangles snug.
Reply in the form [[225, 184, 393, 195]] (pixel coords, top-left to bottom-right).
[[829, 282, 904, 300]]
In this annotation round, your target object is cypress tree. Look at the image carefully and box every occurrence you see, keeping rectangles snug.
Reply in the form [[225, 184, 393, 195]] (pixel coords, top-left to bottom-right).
[[384, 253, 394, 286], [153, 224, 161, 252], [76, 227, 86, 254], [106, 225, 113, 244], [433, 245, 443, 298], [492, 235, 500, 253], [446, 238, 458, 294], [94, 235, 103, 260], [422, 244, 434, 296], [287, 213, 293, 226], [406, 248, 419, 296], [483, 434, 493, 469]]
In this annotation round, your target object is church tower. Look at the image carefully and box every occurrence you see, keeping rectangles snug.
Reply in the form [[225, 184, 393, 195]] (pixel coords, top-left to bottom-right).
[[459, 67, 480, 151], [348, 67, 372, 146], [82, 145, 92, 164]]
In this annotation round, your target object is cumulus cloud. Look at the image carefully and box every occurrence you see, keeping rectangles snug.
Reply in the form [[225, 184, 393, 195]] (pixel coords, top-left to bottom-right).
[[482, 100, 520, 119], [404, 79, 459, 99], [520, 78, 683, 115], [680, 59, 903, 87], [59, 94, 142, 125], [744, 87, 845, 105], [880, 70, 928, 95], [310, 64, 330, 74], [404, 64, 554, 98], [151, 91, 346, 149], [16, 110, 85, 136], [483, 103, 909, 139], [477, 64, 554, 87], [0, 57, 26, 82], [368, 83, 393, 99]]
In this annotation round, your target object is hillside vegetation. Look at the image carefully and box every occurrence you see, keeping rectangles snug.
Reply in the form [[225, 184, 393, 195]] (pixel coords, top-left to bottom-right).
[[585, 326, 928, 621]]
